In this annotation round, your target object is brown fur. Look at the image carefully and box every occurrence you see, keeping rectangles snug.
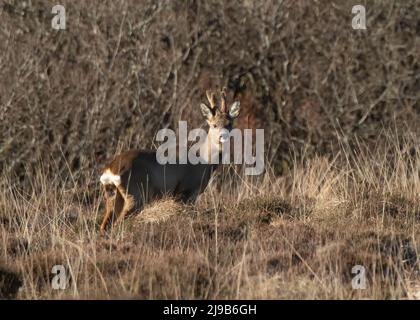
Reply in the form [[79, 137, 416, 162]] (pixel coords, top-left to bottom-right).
[[100, 187, 124, 231], [105, 149, 142, 176], [99, 89, 240, 233], [100, 150, 148, 232]]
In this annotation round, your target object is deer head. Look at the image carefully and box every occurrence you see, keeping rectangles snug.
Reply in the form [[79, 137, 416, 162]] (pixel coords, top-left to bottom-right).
[[200, 88, 241, 145]]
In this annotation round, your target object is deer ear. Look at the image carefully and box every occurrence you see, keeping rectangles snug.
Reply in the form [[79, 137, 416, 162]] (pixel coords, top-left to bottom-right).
[[200, 103, 213, 119], [229, 101, 240, 118]]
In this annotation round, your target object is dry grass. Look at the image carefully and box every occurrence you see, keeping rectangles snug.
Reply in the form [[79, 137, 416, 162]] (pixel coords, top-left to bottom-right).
[[134, 198, 185, 224], [1, 0, 420, 300], [1, 133, 419, 299]]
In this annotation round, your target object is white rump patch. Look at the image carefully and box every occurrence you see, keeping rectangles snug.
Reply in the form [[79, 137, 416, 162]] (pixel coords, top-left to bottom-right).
[[100, 170, 121, 186]]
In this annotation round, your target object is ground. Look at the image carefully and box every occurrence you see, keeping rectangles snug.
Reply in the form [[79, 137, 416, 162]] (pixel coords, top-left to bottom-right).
[[1, 134, 419, 299], [1, 0, 419, 300]]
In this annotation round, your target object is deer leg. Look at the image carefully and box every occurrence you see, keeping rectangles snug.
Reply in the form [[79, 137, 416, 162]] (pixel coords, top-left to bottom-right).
[[180, 189, 199, 204], [100, 185, 115, 233], [113, 184, 135, 226], [100, 185, 124, 232], [110, 190, 125, 225]]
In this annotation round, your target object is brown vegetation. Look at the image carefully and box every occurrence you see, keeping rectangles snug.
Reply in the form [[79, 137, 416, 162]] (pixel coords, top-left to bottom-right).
[[0, 0, 419, 299]]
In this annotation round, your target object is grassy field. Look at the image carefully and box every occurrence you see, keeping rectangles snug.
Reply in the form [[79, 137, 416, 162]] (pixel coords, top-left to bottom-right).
[[1, 1, 420, 299], [1, 132, 419, 299]]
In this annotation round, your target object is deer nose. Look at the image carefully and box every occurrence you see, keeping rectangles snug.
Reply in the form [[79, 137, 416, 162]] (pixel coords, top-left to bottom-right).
[[219, 132, 229, 143]]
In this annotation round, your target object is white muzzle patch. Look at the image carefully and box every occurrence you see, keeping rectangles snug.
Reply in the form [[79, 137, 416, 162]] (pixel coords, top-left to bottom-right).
[[100, 170, 121, 186], [219, 133, 229, 144]]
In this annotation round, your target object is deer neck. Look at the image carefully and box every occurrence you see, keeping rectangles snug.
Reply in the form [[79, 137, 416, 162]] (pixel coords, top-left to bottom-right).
[[199, 129, 222, 164]]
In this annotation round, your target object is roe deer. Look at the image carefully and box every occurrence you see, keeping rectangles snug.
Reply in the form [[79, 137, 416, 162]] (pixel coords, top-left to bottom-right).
[[99, 89, 240, 232]]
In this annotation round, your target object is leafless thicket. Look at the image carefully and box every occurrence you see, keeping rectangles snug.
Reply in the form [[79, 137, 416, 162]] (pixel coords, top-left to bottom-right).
[[0, 0, 419, 299]]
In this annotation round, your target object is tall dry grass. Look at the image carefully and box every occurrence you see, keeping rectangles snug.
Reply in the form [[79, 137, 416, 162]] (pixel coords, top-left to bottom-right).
[[1, 132, 419, 299], [1, 0, 420, 300]]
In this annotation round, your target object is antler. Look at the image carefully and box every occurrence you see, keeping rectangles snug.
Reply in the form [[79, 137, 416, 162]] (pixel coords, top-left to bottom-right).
[[206, 90, 216, 110], [220, 87, 227, 113]]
